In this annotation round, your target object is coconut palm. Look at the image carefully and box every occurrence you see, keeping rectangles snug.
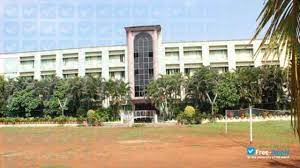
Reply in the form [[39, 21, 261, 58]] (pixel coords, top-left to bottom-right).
[[252, 0, 300, 137], [104, 79, 130, 119], [146, 73, 183, 119], [185, 67, 218, 115]]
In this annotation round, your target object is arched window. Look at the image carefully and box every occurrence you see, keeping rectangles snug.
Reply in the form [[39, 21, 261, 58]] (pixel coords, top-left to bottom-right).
[[134, 32, 153, 97]]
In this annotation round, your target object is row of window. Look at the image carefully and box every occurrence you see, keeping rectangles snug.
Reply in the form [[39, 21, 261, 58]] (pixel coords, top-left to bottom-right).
[[164, 46, 259, 63], [20, 71, 125, 80], [20, 54, 125, 68], [168, 64, 278, 76]]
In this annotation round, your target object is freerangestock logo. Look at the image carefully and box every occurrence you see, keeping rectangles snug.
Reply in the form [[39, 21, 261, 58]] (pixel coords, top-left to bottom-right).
[[247, 147, 256, 155], [247, 146, 290, 159]]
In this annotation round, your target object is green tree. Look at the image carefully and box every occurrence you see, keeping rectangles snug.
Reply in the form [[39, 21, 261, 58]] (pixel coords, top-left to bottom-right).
[[236, 67, 262, 107], [215, 72, 240, 111], [259, 66, 288, 109], [0, 76, 6, 116], [7, 87, 42, 117], [105, 79, 130, 119], [49, 78, 69, 117], [146, 73, 184, 119], [185, 67, 218, 115]]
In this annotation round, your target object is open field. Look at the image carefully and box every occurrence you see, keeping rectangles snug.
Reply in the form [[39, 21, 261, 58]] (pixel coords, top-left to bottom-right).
[[1, 121, 300, 168]]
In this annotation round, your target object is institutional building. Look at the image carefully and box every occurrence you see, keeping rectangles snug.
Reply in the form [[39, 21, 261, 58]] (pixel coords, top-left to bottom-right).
[[0, 25, 288, 123]]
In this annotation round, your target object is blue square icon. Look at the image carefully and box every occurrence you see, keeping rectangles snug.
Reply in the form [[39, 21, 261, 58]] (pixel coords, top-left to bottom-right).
[[247, 147, 256, 155]]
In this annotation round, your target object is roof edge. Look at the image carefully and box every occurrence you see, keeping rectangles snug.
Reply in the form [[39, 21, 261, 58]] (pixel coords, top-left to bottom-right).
[[125, 25, 161, 32]]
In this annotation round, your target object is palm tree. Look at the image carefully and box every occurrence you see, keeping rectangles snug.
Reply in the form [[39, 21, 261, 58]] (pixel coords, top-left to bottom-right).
[[185, 67, 218, 115], [146, 73, 183, 119], [105, 79, 130, 119], [252, 0, 300, 137]]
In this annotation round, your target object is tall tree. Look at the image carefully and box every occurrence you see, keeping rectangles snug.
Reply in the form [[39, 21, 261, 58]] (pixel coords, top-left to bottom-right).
[[0, 76, 6, 116], [236, 67, 262, 107], [105, 79, 130, 119], [185, 67, 218, 115], [215, 72, 240, 111], [146, 73, 183, 119], [259, 66, 288, 109], [80, 76, 105, 111], [252, 0, 300, 137], [7, 85, 42, 117]]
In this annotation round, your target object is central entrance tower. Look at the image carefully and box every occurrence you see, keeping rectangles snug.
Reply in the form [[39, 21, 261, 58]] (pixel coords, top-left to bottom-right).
[[125, 25, 162, 123]]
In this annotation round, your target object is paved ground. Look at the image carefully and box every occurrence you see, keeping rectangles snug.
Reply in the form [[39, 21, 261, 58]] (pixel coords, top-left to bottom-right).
[[0, 125, 299, 168]]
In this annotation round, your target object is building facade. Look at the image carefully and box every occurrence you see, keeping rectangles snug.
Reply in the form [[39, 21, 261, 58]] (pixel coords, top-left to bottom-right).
[[0, 25, 288, 123]]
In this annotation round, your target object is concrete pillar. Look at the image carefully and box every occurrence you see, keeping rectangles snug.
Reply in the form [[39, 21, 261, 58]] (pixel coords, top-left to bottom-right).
[[202, 44, 210, 67], [120, 110, 124, 124], [102, 49, 109, 80], [152, 30, 160, 79], [129, 111, 134, 126], [102, 98, 109, 108], [56, 52, 63, 78], [279, 46, 288, 68], [154, 111, 158, 123], [157, 30, 164, 75], [0, 56, 4, 76], [124, 48, 129, 83], [78, 50, 85, 77], [227, 43, 236, 72], [102, 49, 110, 108], [253, 42, 262, 67], [179, 46, 184, 73], [179, 46, 185, 99], [34, 54, 41, 80]]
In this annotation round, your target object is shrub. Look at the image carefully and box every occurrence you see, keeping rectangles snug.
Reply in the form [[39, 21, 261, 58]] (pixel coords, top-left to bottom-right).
[[184, 106, 196, 118], [227, 111, 234, 118], [132, 123, 145, 128], [76, 107, 86, 117], [238, 111, 245, 118], [95, 108, 110, 122], [194, 112, 207, 124], [177, 106, 196, 125], [87, 109, 103, 126], [76, 116, 86, 123], [54, 116, 68, 124], [262, 111, 268, 118]]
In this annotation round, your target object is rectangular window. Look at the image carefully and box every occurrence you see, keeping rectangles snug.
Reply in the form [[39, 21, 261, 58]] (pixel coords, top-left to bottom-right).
[[184, 68, 191, 75], [134, 69, 139, 75], [121, 71, 125, 78], [109, 72, 115, 78], [149, 52, 153, 57], [63, 73, 78, 79], [166, 69, 180, 75], [120, 54, 125, 63]]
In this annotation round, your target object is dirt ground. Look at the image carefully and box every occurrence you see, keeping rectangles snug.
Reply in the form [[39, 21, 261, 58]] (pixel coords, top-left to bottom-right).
[[0, 126, 300, 168]]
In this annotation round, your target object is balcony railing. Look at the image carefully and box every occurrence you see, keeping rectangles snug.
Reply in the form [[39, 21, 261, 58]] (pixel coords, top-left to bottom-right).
[[133, 110, 156, 119]]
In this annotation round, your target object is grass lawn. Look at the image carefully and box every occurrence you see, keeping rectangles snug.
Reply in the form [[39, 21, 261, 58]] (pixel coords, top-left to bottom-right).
[[0, 121, 299, 168]]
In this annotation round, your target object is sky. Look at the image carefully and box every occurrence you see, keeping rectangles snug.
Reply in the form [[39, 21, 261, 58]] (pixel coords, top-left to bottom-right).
[[0, 0, 264, 53]]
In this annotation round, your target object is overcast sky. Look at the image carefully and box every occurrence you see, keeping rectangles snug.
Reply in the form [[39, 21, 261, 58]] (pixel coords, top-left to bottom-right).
[[0, 0, 264, 53]]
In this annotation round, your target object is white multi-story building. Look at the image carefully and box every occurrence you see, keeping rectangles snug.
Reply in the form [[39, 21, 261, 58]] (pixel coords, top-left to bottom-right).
[[0, 25, 288, 122]]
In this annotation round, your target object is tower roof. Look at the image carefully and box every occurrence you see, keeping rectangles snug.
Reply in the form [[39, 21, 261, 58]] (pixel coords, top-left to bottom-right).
[[124, 25, 161, 32]]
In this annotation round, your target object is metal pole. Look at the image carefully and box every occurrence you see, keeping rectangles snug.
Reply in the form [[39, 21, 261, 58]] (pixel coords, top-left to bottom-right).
[[225, 110, 228, 134], [249, 106, 253, 144]]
